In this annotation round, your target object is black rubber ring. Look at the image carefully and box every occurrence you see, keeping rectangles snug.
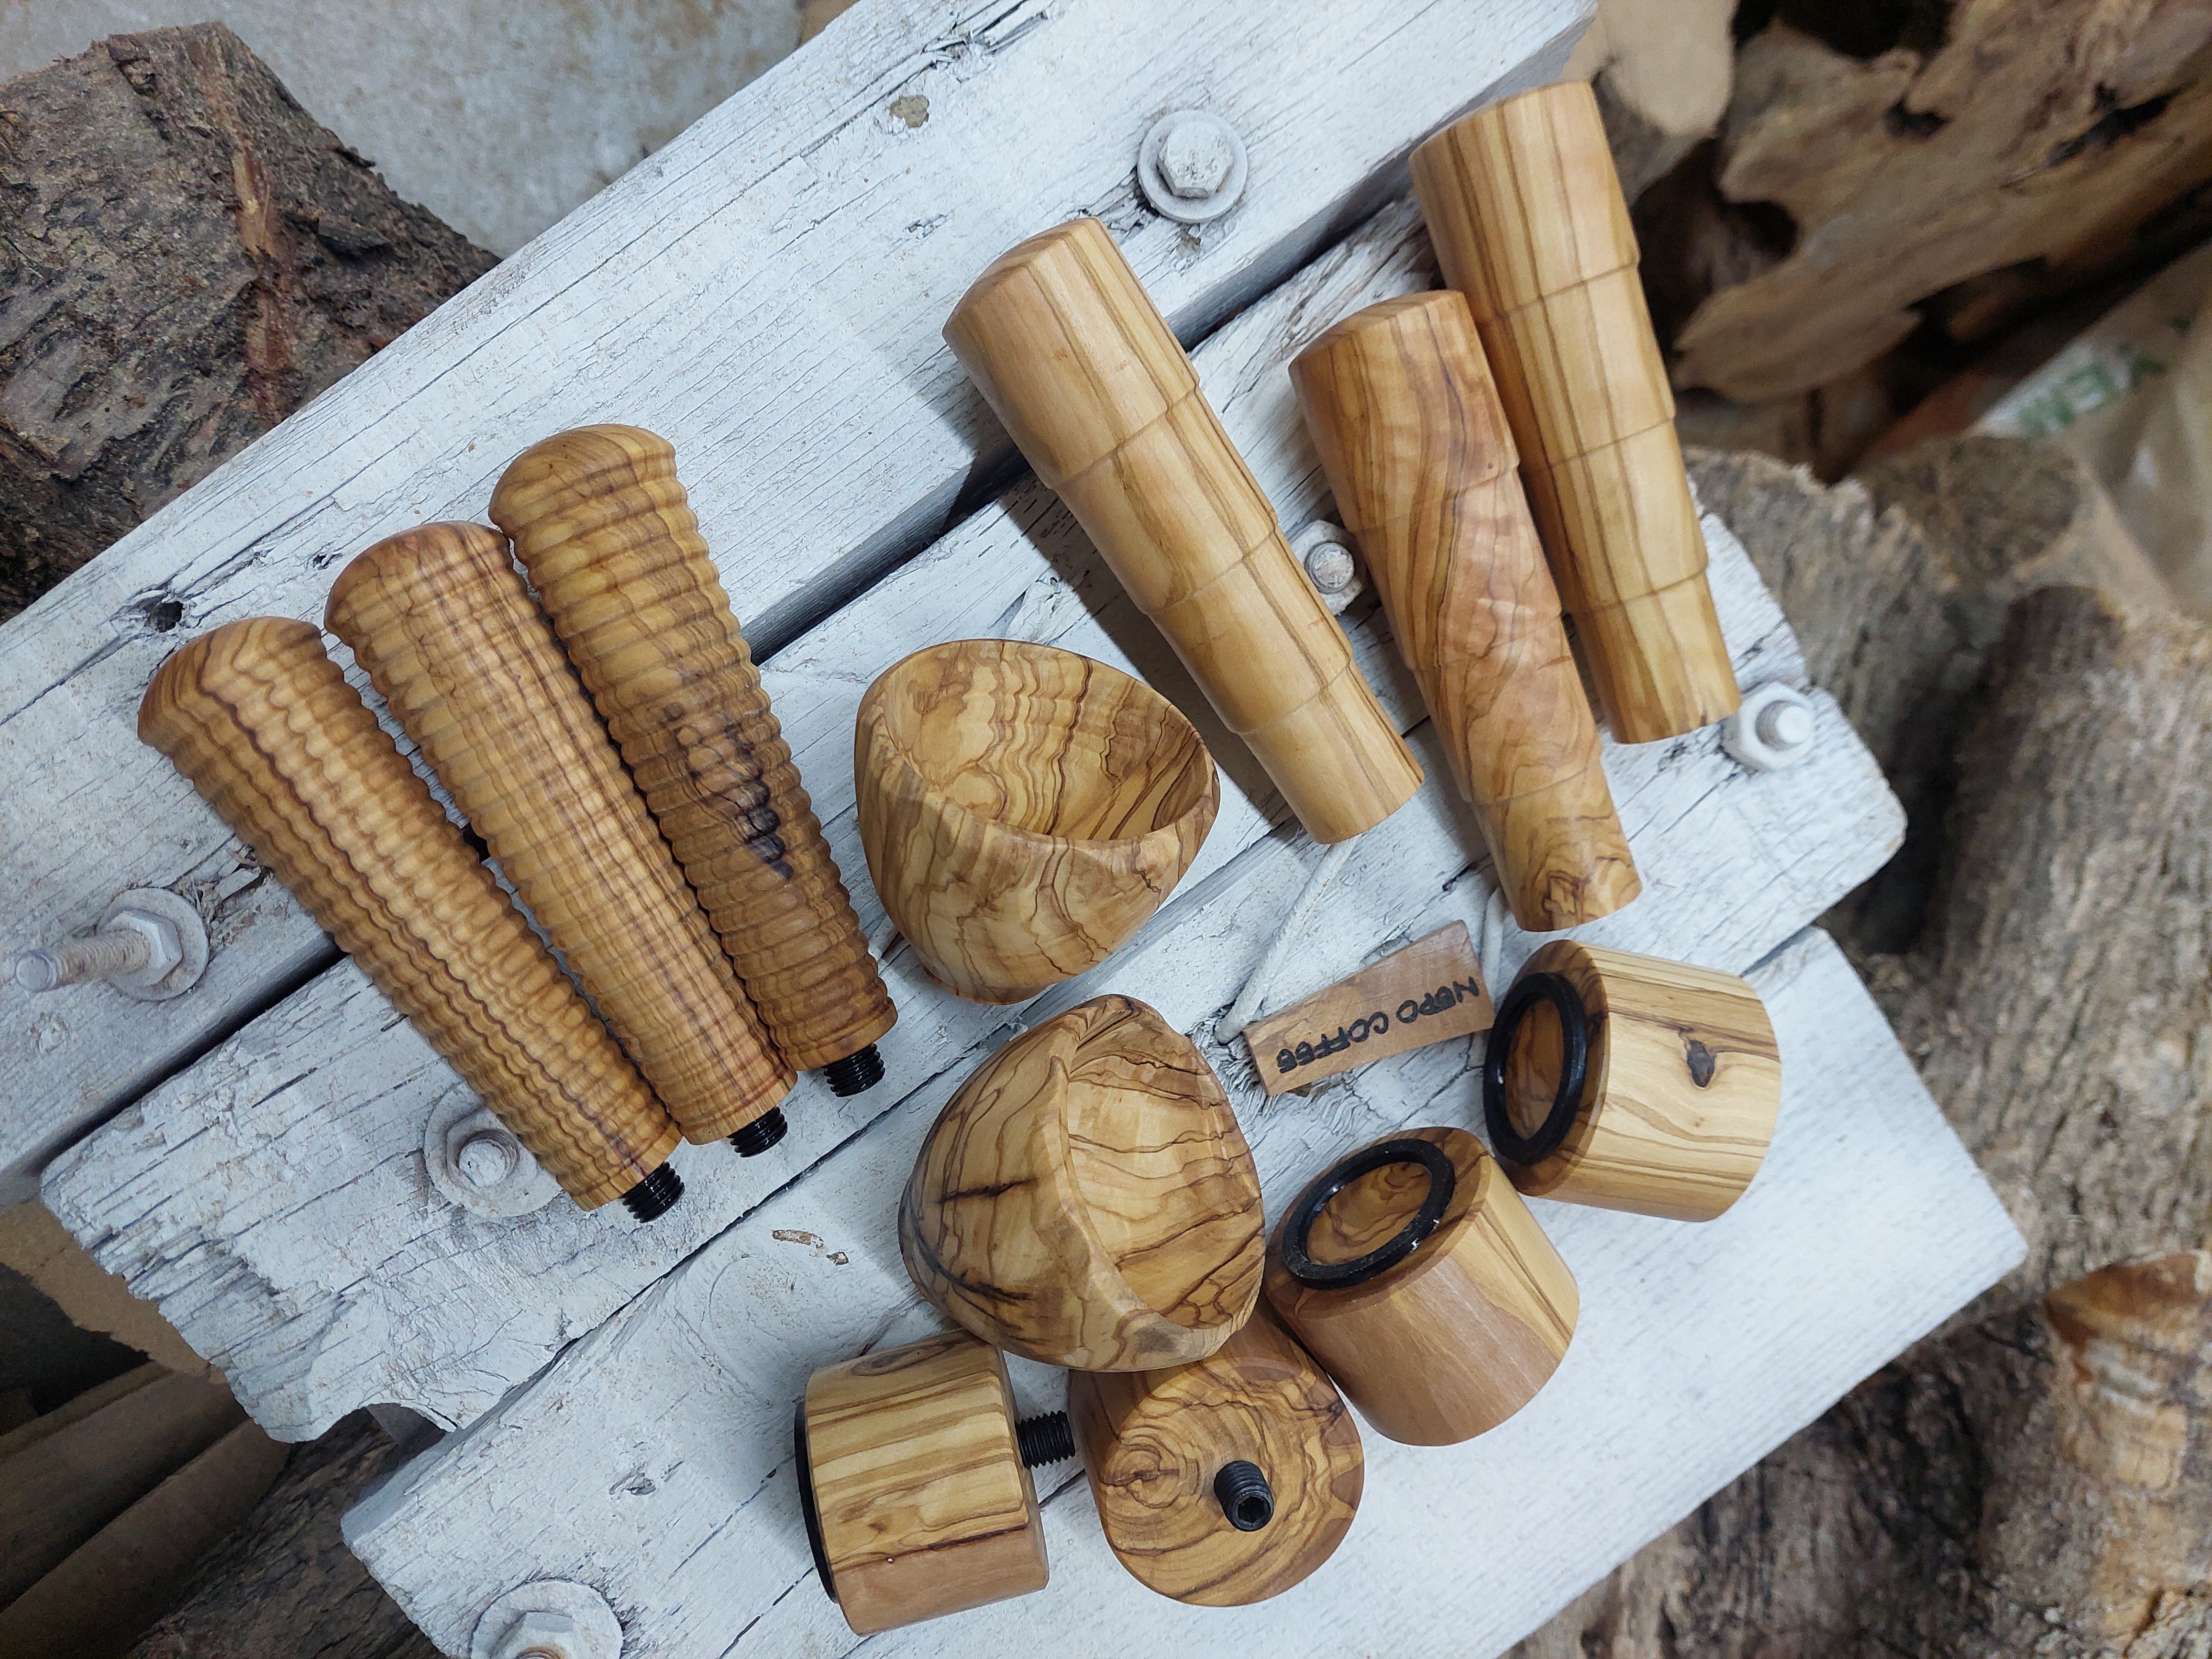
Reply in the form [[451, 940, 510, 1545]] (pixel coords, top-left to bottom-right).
[[792, 1400, 839, 1605], [1279, 1137, 1458, 1289], [1482, 971, 1592, 1167]]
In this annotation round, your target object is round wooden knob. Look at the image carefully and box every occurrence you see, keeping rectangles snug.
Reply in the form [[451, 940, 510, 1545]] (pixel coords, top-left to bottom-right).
[[1263, 1127, 1576, 1446], [1068, 1304, 1362, 1605], [1484, 940, 1781, 1221], [854, 638, 1218, 1004], [899, 994, 1264, 1370]]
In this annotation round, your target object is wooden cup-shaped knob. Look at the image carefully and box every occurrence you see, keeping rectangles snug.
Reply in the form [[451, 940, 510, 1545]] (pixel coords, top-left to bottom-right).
[[1484, 940, 1781, 1221], [137, 619, 682, 1213], [900, 994, 1263, 1370], [943, 216, 1422, 843], [1290, 289, 1639, 931], [854, 639, 1217, 1004], [796, 1330, 1051, 1636], [1068, 1303, 1362, 1606], [1411, 81, 1738, 743], [1264, 1127, 1576, 1446]]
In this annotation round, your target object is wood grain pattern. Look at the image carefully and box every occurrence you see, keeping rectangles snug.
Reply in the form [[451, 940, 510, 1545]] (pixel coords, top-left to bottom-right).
[[942, 215, 1421, 843], [136, 618, 679, 1209], [324, 523, 791, 1146], [489, 426, 895, 1075], [854, 639, 1217, 1005], [900, 995, 1262, 1371], [1068, 1302, 1362, 1607], [799, 1329, 1047, 1637], [1291, 289, 1638, 929], [1412, 81, 1737, 744], [1493, 940, 1781, 1222], [1265, 1127, 1576, 1446]]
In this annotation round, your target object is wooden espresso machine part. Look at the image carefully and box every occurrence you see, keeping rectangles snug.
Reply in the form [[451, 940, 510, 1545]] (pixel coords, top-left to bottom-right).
[[138, 618, 685, 1218], [325, 523, 795, 1155], [1485, 940, 1782, 1221], [942, 216, 1423, 844], [1291, 288, 1640, 931], [1412, 81, 1739, 744]]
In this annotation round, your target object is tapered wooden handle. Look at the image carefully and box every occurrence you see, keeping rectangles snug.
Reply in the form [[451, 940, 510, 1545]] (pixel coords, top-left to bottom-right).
[[1412, 82, 1738, 743], [325, 522, 791, 1146], [943, 216, 1422, 843], [137, 618, 679, 1210], [488, 428, 895, 1079], [1291, 290, 1639, 930]]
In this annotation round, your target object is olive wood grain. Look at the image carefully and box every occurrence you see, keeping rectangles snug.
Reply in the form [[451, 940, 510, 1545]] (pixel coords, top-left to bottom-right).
[[900, 994, 1263, 1371], [488, 426, 895, 1077], [854, 639, 1217, 1005], [325, 523, 791, 1146], [942, 215, 1421, 843], [1291, 289, 1639, 930], [136, 618, 679, 1210], [1412, 81, 1738, 743]]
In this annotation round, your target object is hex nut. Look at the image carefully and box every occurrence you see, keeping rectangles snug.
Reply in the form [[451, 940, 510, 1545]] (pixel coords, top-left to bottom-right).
[[1137, 110, 1248, 224], [1722, 682, 1818, 773]]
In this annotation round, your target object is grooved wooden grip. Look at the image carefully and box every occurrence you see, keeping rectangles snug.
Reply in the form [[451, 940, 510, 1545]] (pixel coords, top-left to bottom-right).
[[136, 618, 679, 1210], [1291, 290, 1640, 931], [325, 522, 791, 1145], [488, 427, 895, 1074], [943, 216, 1422, 844], [1412, 82, 1739, 743]]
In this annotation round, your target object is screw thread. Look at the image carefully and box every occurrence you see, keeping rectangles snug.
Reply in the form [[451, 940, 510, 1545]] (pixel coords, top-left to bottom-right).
[[820, 1044, 885, 1097], [620, 1162, 684, 1223], [1015, 1410, 1075, 1469], [15, 929, 151, 991], [1213, 1460, 1273, 1531], [728, 1107, 788, 1158]]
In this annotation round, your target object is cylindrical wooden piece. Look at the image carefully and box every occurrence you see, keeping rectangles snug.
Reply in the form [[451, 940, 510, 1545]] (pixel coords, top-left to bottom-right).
[[900, 994, 1263, 1370], [325, 523, 793, 1148], [942, 216, 1423, 843], [136, 618, 681, 1212], [1290, 289, 1639, 930], [855, 639, 1217, 1004], [1412, 81, 1739, 743], [1484, 939, 1781, 1221], [1264, 1126, 1576, 1445], [796, 1329, 1050, 1636], [1068, 1303, 1362, 1606], [488, 426, 896, 1089]]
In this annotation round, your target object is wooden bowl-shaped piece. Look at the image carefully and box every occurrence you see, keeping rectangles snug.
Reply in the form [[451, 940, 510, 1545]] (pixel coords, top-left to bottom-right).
[[855, 639, 1218, 1004], [900, 995, 1264, 1370]]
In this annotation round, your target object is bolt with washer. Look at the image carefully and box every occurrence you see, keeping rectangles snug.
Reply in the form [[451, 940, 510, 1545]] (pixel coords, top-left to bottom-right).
[[1137, 110, 1248, 224], [1722, 682, 1818, 773], [10, 888, 209, 1002], [470, 1579, 624, 1659], [1291, 520, 1364, 615], [426, 1096, 560, 1218], [492, 1611, 581, 1659]]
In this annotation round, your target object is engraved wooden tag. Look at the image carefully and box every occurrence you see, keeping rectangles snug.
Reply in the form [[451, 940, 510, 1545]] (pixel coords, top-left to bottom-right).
[[1244, 921, 1494, 1095]]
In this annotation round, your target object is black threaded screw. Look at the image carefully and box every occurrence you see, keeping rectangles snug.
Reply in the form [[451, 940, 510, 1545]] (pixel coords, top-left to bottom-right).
[[1214, 1460, 1273, 1531], [1015, 1410, 1075, 1469], [729, 1106, 788, 1157], [620, 1162, 684, 1223], [820, 1044, 885, 1098]]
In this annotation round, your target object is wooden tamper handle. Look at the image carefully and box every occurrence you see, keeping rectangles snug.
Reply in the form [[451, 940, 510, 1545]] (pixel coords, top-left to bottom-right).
[[1412, 81, 1740, 743], [942, 216, 1423, 843], [1068, 1302, 1362, 1606], [489, 427, 896, 1095], [1291, 290, 1640, 930], [1264, 1126, 1576, 1445], [796, 1328, 1071, 1635], [137, 619, 683, 1216], [325, 523, 793, 1152], [900, 994, 1263, 1370], [1485, 940, 1781, 1221]]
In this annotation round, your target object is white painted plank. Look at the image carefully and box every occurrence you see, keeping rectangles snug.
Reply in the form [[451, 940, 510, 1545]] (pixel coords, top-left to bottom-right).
[[0, 0, 1593, 1195]]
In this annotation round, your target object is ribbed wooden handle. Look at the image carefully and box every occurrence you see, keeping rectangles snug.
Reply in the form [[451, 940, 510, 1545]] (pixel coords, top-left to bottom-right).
[[325, 522, 791, 1145], [136, 618, 680, 1210], [942, 216, 1422, 844], [1412, 81, 1738, 743], [489, 428, 895, 1078], [1291, 290, 1639, 930]]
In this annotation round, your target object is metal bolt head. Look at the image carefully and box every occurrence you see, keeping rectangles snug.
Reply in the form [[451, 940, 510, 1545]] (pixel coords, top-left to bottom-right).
[[1136, 110, 1248, 224], [1303, 539, 1357, 595], [455, 1130, 521, 1190], [1723, 683, 1817, 773], [108, 909, 185, 982], [1157, 115, 1233, 199], [492, 1611, 581, 1659]]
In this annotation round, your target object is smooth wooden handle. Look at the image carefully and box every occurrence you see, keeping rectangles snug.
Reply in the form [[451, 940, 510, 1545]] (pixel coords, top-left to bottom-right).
[[137, 618, 680, 1210], [325, 522, 791, 1146], [943, 216, 1422, 843], [488, 427, 895, 1076], [1291, 290, 1639, 930], [1412, 82, 1738, 743]]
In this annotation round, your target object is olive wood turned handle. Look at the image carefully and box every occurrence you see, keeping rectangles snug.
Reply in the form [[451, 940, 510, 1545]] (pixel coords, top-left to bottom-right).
[[942, 216, 1422, 844], [137, 618, 680, 1210], [489, 428, 895, 1084], [1412, 81, 1739, 743], [1291, 290, 1640, 931], [325, 522, 792, 1147]]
